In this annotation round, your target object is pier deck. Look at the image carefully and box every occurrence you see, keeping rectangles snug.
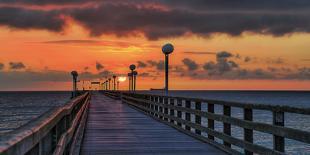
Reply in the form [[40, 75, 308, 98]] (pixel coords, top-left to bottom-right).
[[81, 93, 225, 155]]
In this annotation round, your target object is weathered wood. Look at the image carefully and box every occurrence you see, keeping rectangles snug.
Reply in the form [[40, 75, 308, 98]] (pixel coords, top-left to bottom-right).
[[244, 108, 253, 155], [185, 100, 191, 131], [195, 101, 201, 135], [82, 93, 225, 155], [177, 99, 182, 127], [123, 98, 284, 155], [208, 103, 215, 140], [273, 111, 285, 152], [223, 105, 231, 148], [122, 95, 310, 144], [0, 93, 90, 155], [120, 93, 310, 155], [169, 98, 175, 124], [164, 97, 169, 121], [128, 92, 310, 115]]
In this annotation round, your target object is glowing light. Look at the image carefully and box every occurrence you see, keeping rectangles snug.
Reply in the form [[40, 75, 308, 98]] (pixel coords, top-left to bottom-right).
[[118, 76, 127, 82]]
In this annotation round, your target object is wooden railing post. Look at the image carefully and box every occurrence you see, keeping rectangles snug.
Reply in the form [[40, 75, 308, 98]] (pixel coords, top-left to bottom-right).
[[244, 108, 253, 155], [273, 111, 285, 152], [208, 103, 215, 140], [195, 101, 201, 135], [185, 100, 191, 131], [164, 97, 169, 121], [169, 98, 175, 123], [159, 97, 163, 120], [149, 96, 153, 115], [177, 99, 182, 127], [154, 96, 159, 117], [223, 105, 231, 148]]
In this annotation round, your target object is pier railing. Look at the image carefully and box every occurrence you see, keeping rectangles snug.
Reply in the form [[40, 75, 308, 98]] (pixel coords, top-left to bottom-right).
[[104, 91, 310, 155], [0, 92, 90, 155]]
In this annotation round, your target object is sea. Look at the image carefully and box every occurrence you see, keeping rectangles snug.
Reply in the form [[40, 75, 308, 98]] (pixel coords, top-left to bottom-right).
[[0, 90, 309, 154]]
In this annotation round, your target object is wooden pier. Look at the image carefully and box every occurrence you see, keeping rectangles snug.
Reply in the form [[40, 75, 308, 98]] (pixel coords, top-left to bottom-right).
[[0, 91, 309, 155], [81, 93, 224, 155]]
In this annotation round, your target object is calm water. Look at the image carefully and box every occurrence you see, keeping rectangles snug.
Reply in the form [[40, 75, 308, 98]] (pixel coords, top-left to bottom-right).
[[0, 91, 71, 134], [140, 90, 310, 154], [0, 91, 309, 154]]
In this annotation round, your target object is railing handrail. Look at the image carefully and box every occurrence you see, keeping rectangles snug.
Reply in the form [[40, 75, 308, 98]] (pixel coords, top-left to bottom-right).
[[0, 92, 90, 154], [104, 91, 310, 155], [120, 91, 310, 115]]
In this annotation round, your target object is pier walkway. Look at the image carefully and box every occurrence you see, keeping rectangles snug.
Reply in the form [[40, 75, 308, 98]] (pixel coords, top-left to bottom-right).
[[81, 93, 225, 155]]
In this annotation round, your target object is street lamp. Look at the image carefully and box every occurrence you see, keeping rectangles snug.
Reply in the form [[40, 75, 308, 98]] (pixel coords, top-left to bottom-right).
[[162, 43, 174, 95], [128, 73, 132, 91], [71, 71, 78, 98], [108, 78, 111, 90], [129, 64, 136, 92], [133, 71, 138, 91], [113, 75, 117, 91]]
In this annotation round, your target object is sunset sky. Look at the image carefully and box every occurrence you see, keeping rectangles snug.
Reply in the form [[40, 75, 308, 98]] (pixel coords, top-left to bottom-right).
[[0, 0, 309, 91]]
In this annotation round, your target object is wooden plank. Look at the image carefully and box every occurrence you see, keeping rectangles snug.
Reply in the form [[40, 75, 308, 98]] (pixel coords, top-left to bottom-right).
[[81, 93, 226, 155]]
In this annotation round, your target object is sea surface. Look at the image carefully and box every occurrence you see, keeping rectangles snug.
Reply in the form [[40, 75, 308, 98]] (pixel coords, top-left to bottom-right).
[[140, 90, 310, 154], [0, 91, 71, 134], [0, 90, 309, 154]]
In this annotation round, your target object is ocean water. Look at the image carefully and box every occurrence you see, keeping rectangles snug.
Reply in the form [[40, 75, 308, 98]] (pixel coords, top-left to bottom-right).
[[0, 91, 71, 134], [140, 90, 310, 154]]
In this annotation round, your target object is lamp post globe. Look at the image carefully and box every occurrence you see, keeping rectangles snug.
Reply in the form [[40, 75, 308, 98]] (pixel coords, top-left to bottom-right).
[[129, 64, 136, 71], [162, 43, 174, 55]]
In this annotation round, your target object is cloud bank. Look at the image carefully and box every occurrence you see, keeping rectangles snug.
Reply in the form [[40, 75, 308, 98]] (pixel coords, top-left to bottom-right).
[[0, 1, 309, 39]]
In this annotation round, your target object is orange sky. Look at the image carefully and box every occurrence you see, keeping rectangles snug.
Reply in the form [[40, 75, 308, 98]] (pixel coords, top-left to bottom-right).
[[0, 1, 310, 91]]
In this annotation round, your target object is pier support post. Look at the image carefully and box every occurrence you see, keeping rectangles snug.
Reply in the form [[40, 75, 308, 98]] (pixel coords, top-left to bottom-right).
[[195, 101, 201, 135], [244, 108, 253, 155], [177, 99, 182, 127], [164, 97, 169, 121], [185, 100, 191, 131], [273, 111, 285, 152], [159, 97, 163, 119], [223, 105, 231, 148], [208, 103, 215, 140], [154, 97, 158, 117], [169, 98, 175, 123]]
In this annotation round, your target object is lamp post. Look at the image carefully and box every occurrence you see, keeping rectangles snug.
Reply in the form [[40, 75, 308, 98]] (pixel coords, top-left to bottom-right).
[[108, 78, 111, 90], [113, 75, 117, 91], [71, 71, 78, 98], [133, 71, 138, 91], [162, 43, 174, 95], [129, 64, 136, 92], [128, 73, 132, 91]]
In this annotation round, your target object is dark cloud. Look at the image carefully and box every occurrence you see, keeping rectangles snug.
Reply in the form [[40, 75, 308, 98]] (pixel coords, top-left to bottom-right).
[[183, 51, 216, 55], [267, 57, 285, 64], [137, 61, 147, 68], [244, 56, 251, 62], [0, 63, 4, 70], [95, 62, 104, 71], [182, 58, 198, 71], [146, 60, 165, 70], [9, 62, 26, 70], [0, 7, 64, 32], [0, 1, 309, 40], [203, 51, 238, 74]]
